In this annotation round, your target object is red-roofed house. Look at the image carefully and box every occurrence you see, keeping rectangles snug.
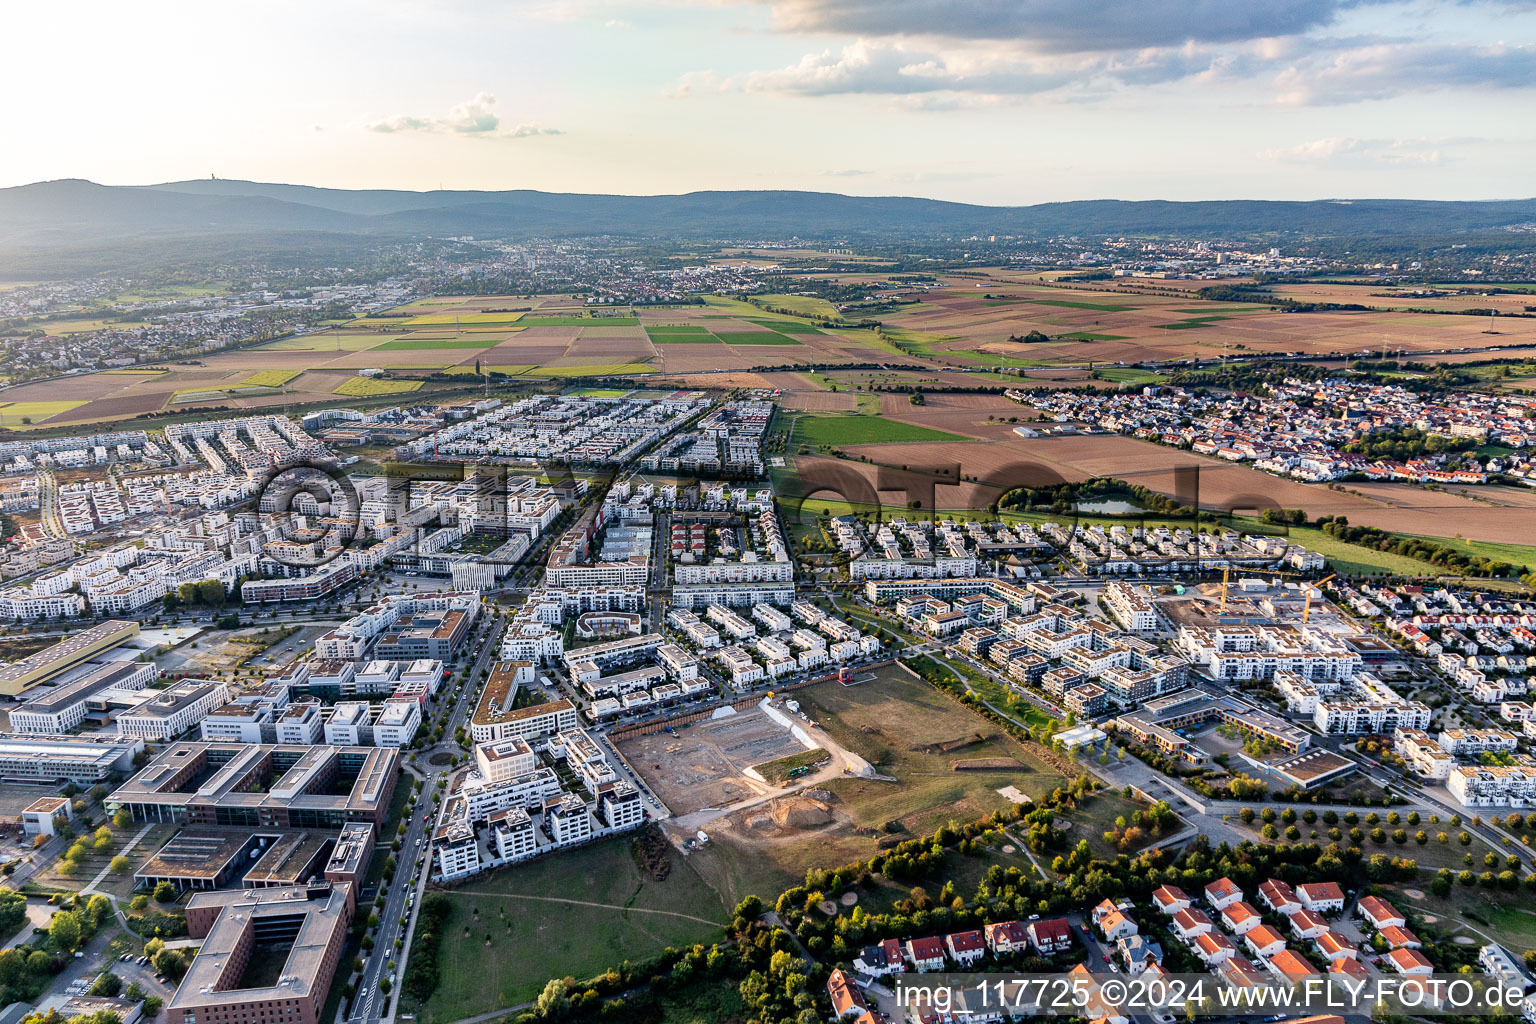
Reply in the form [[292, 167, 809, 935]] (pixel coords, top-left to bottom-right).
[[946, 929, 986, 966], [828, 969, 869, 1018], [1378, 925, 1422, 950], [1315, 930, 1358, 963], [1356, 896, 1405, 930], [1259, 879, 1300, 915], [1387, 948, 1434, 975], [1195, 931, 1238, 965], [1205, 877, 1245, 911], [1153, 885, 1191, 915], [1222, 901, 1263, 936], [1245, 924, 1287, 960], [1331, 957, 1370, 982], [1219, 956, 1270, 990], [1296, 882, 1345, 914], [906, 936, 946, 972], [985, 919, 1029, 955], [1286, 908, 1329, 940], [1099, 909, 1138, 942], [1171, 908, 1213, 940], [1268, 949, 1320, 984], [1027, 917, 1074, 954]]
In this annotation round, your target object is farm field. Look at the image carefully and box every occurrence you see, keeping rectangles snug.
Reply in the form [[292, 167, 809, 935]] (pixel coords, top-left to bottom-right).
[[334, 376, 423, 396], [239, 369, 301, 387], [417, 836, 728, 1023], [788, 412, 966, 448]]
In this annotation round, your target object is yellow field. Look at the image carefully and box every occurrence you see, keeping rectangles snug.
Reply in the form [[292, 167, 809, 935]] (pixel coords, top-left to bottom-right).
[[101, 368, 167, 375], [0, 400, 88, 425], [525, 363, 653, 378], [402, 312, 526, 326], [239, 369, 301, 387], [333, 376, 424, 397]]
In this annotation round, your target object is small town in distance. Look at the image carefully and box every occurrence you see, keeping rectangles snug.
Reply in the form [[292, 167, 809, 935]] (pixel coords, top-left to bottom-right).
[[5, 3, 1536, 1021]]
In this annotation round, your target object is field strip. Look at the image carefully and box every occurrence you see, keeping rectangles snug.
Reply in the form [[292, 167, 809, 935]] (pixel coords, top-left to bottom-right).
[[449, 890, 725, 926]]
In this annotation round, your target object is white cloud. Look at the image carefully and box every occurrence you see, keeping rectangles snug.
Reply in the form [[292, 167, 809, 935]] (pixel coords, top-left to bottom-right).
[[366, 93, 562, 138], [1260, 135, 1485, 163]]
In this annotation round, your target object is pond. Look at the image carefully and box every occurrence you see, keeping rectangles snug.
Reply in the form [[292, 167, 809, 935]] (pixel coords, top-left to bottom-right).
[[1073, 499, 1143, 514]]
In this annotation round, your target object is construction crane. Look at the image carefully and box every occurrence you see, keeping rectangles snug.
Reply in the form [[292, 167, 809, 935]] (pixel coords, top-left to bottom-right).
[[1218, 566, 1231, 613], [1302, 573, 1338, 623]]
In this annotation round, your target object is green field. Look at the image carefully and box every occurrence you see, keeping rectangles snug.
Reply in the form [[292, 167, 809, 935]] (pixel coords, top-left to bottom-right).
[[570, 388, 631, 398], [0, 400, 88, 425], [719, 332, 801, 346], [417, 837, 727, 1023], [1026, 297, 1135, 312], [650, 333, 723, 344], [644, 325, 710, 336], [374, 338, 501, 351], [333, 376, 423, 397], [746, 318, 826, 335], [789, 413, 966, 447], [1094, 367, 1167, 385], [1154, 316, 1231, 330], [239, 369, 301, 387]]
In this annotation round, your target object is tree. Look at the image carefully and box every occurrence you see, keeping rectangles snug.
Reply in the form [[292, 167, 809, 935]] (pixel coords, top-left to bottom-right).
[[113, 810, 132, 829], [110, 855, 131, 874], [152, 948, 188, 981], [50, 909, 82, 951], [535, 978, 571, 1020], [153, 881, 177, 903]]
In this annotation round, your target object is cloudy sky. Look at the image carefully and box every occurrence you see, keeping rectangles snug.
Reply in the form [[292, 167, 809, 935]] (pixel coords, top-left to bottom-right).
[[6, 0, 1534, 203]]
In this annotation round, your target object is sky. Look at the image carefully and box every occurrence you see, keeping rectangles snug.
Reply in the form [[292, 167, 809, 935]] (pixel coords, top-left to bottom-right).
[[5, 0, 1535, 204]]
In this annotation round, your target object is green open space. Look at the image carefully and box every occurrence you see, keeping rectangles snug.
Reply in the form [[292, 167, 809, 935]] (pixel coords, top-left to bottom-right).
[[789, 413, 966, 447], [1093, 367, 1167, 385], [650, 334, 724, 344], [745, 318, 826, 335], [748, 293, 842, 320], [1403, 533, 1536, 573], [644, 325, 710, 336], [0, 400, 89, 426], [401, 312, 527, 326], [416, 836, 727, 1023], [798, 664, 1067, 835]]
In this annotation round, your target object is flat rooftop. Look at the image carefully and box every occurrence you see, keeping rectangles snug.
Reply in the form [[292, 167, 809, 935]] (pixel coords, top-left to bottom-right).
[[172, 883, 352, 1010], [138, 829, 251, 881], [246, 832, 334, 887], [0, 620, 138, 687]]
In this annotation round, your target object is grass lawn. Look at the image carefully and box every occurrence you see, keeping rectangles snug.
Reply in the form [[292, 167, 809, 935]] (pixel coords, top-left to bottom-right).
[[1154, 316, 1231, 330], [418, 836, 727, 1023], [1403, 533, 1536, 572], [1094, 367, 1167, 385], [796, 664, 1068, 836], [789, 413, 965, 447], [239, 369, 301, 387], [570, 388, 631, 398], [644, 325, 710, 336], [749, 294, 841, 320]]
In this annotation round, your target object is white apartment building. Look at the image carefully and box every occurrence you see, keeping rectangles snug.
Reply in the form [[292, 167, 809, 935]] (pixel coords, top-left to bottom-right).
[[657, 643, 699, 682], [476, 738, 538, 784], [374, 699, 421, 747], [435, 822, 480, 880], [115, 679, 230, 741], [323, 702, 371, 745], [1105, 581, 1159, 632], [492, 807, 539, 862], [274, 700, 324, 744], [1447, 758, 1536, 808], [1439, 728, 1519, 757]]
